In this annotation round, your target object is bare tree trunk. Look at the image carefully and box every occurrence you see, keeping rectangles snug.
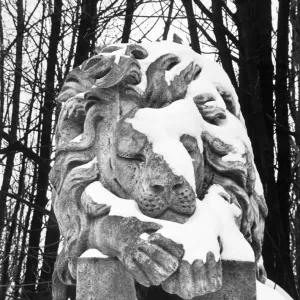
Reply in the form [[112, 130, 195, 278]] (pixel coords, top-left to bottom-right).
[[275, 0, 298, 297], [235, 0, 276, 277], [37, 209, 60, 300], [162, 0, 174, 40], [235, 0, 273, 179], [290, 0, 300, 295], [0, 1, 4, 145], [73, 0, 99, 67], [182, 0, 201, 54], [121, 0, 136, 43], [61, 0, 80, 85], [0, 158, 26, 300], [296, 206, 300, 294], [12, 165, 38, 299], [235, 0, 298, 297], [22, 0, 62, 298], [211, 0, 237, 90], [0, 3, 24, 298]]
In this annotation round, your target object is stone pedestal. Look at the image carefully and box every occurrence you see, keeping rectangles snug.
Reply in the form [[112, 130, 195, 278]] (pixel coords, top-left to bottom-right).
[[76, 257, 137, 300], [76, 259, 256, 300]]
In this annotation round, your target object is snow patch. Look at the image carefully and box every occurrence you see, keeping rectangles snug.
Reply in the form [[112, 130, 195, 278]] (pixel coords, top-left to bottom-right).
[[254, 164, 264, 196], [84, 181, 254, 264], [134, 41, 238, 113], [99, 41, 239, 114], [75, 92, 85, 99], [127, 99, 252, 192], [222, 151, 246, 164], [257, 280, 293, 300], [140, 233, 150, 240], [265, 280, 294, 300], [80, 249, 109, 259], [99, 46, 129, 65], [127, 99, 203, 191], [71, 134, 82, 143]]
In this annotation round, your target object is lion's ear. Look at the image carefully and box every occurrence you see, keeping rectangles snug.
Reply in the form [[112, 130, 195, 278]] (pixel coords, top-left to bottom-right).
[[173, 33, 183, 44]]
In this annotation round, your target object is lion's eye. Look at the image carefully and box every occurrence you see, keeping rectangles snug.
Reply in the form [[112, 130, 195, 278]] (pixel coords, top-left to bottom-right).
[[117, 152, 145, 163], [180, 134, 197, 153]]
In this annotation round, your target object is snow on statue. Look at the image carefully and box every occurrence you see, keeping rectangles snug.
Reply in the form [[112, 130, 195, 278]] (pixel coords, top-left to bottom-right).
[[50, 41, 290, 300]]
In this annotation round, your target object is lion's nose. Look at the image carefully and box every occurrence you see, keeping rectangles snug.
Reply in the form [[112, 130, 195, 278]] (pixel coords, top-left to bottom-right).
[[149, 177, 184, 194]]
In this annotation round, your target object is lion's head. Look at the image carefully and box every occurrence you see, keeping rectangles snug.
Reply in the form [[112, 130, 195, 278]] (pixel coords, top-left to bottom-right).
[[50, 42, 268, 287]]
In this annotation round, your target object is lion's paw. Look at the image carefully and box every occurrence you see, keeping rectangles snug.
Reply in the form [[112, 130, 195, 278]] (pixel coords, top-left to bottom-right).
[[161, 252, 222, 299]]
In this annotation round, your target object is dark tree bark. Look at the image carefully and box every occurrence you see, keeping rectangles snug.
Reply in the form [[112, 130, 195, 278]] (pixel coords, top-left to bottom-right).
[[121, 0, 136, 42], [182, 0, 201, 54], [290, 0, 300, 295], [296, 206, 300, 294], [274, 0, 298, 297], [276, 0, 291, 233], [0, 130, 42, 164], [235, 0, 275, 280], [235, 0, 298, 298], [37, 209, 60, 300], [62, 0, 80, 84], [211, 0, 237, 90], [255, 0, 275, 189], [162, 0, 174, 40], [235, 0, 273, 177], [22, 0, 62, 298], [0, 1, 4, 145], [73, 0, 99, 67]]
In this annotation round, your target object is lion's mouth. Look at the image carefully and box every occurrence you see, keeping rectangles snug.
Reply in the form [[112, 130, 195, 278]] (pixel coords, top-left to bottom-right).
[[158, 208, 194, 224], [138, 204, 196, 224]]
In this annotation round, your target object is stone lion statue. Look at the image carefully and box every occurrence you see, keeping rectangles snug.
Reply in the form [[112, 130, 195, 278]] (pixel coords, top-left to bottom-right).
[[50, 42, 268, 300]]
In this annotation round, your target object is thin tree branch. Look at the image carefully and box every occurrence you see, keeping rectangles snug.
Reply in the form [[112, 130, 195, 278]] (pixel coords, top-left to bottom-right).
[[162, 0, 174, 40], [193, 0, 239, 48], [221, 1, 238, 24], [182, 0, 201, 53], [266, 113, 296, 136], [0, 130, 44, 165]]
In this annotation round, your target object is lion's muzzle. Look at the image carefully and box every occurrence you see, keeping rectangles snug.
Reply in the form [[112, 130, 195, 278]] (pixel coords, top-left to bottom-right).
[[137, 153, 196, 221]]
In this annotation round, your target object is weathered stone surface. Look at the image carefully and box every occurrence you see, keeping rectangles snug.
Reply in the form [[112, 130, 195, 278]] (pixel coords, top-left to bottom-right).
[[51, 41, 268, 299], [77, 257, 137, 300], [76, 259, 256, 300], [195, 260, 256, 300]]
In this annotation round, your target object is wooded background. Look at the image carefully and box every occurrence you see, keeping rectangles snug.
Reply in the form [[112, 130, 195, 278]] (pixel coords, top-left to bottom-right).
[[0, 0, 299, 299]]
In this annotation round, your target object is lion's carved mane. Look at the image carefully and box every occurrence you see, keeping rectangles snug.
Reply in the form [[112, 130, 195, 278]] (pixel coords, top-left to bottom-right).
[[50, 42, 268, 296]]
